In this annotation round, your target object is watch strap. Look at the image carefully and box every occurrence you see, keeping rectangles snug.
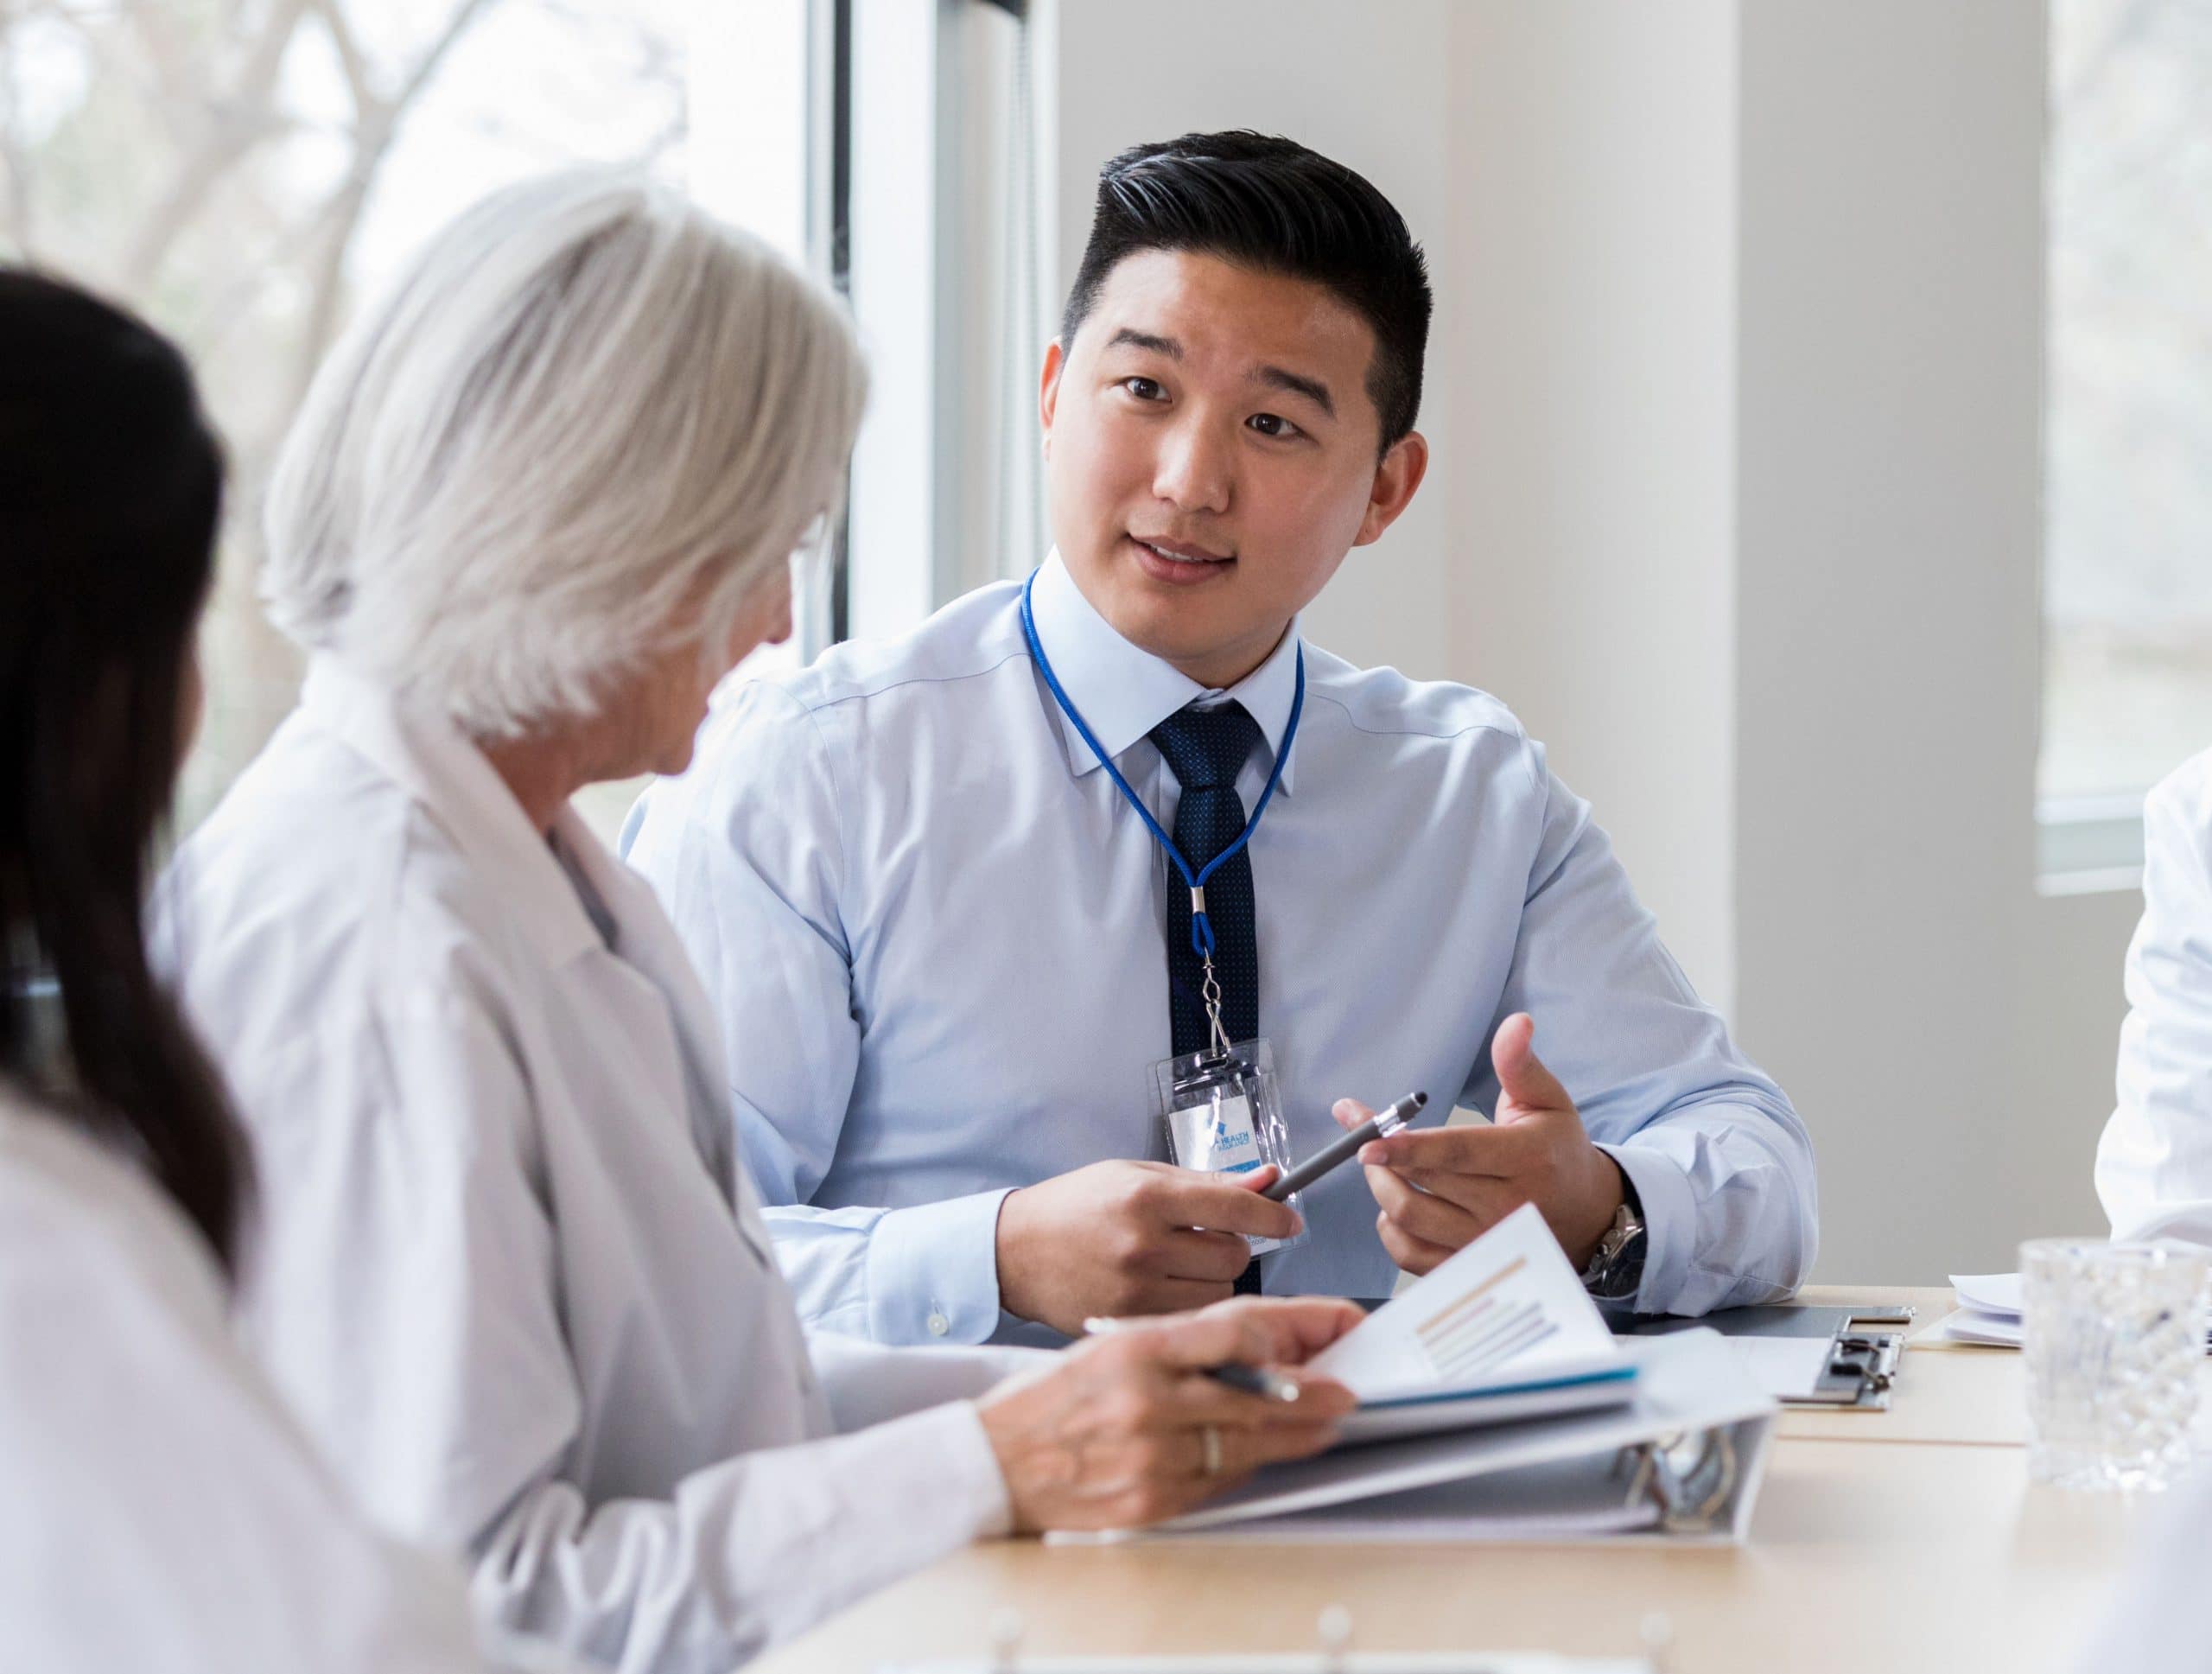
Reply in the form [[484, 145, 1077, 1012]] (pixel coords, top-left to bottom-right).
[[1580, 1166, 1648, 1302]]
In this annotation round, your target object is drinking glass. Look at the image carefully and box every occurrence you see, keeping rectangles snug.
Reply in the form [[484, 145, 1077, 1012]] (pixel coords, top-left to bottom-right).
[[2022, 1238, 2208, 1492]]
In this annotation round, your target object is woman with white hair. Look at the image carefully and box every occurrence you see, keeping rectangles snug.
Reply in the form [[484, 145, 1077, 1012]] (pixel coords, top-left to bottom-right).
[[163, 170, 1357, 1673]]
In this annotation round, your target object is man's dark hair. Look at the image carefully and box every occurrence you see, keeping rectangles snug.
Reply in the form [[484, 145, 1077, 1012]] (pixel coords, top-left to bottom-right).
[[1060, 130, 1432, 451]]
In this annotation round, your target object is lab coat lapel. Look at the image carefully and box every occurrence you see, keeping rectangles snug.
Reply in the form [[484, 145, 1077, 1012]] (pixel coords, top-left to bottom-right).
[[553, 809, 776, 1263], [302, 659, 773, 1267]]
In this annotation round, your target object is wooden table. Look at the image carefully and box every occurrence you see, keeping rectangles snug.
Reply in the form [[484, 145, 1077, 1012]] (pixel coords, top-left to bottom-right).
[[753, 1287, 2164, 1674]]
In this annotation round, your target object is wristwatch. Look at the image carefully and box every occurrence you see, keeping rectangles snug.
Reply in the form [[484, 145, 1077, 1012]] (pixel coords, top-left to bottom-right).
[[1579, 1174, 1648, 1303]]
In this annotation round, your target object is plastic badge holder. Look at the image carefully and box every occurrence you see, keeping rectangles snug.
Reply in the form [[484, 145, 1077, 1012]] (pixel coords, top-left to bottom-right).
[[1150, 1038, 1308, 1257]]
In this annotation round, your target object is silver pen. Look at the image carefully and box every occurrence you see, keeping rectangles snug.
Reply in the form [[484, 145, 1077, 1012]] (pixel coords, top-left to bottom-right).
[[1261, 1091, 1428, 1202], [1080, 1316, 1304, 1403]]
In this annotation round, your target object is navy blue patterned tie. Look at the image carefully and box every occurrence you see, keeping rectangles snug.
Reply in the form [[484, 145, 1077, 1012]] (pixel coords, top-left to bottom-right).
[[1151, 701, 1267, 1295], [1151, 701, 1264, 1056]]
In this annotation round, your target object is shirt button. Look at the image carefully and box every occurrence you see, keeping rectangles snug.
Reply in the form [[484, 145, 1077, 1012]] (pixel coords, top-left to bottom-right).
[[927, 1311, 950, 1338]]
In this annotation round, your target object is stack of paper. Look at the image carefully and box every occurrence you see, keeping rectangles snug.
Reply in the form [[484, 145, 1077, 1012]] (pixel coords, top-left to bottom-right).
[[1052, 1204, 1777, 1544], [1930, 1274, 2027, 1347], [1933, 1271, 2212, 1352]]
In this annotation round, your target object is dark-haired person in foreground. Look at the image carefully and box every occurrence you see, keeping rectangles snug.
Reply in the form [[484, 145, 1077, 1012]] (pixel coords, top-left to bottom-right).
[[626, 131, 1817, 1344], [0, 271, 516, 1670]]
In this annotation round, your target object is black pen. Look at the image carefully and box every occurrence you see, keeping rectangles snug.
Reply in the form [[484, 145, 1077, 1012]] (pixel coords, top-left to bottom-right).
[[1261, 1091, 1428, 1202]]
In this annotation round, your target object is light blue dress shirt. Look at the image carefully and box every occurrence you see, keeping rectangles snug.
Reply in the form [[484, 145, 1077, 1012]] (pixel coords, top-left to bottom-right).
[[622, 555, 1817, 1345]]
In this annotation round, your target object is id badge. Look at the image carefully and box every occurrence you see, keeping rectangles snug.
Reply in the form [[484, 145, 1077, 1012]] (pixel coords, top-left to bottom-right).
[[1149, 1037, 1306, 1257]]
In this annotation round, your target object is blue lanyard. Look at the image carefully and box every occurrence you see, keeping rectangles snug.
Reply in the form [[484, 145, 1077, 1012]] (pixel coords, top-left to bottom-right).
[[1020, 570, 1304, 961]]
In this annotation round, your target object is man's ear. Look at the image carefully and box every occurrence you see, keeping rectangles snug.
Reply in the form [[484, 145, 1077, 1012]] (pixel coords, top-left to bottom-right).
[[1039, 339, 1068, 459], [1353, 430, 1430, 547]]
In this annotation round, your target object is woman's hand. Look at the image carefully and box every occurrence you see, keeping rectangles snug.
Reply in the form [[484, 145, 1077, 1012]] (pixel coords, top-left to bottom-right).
[[975, 1295, 1363, 1532]]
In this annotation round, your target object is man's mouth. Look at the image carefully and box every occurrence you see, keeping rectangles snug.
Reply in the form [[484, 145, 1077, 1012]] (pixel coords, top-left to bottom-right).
[[1128, 534, 1234, 568]]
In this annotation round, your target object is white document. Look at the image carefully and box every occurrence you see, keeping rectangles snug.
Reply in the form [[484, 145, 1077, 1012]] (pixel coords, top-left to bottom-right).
[[1928, 1308, 2024, 1348], [1051, 1328, 1777, 1544], [1311, 1203, 1624, 1401], [1949, 1272, 2024, 1318], [1726, 1335, 1837, 1399], [1936, 1274, 2025, 1348], [1939, 1271, 2212, 1352]]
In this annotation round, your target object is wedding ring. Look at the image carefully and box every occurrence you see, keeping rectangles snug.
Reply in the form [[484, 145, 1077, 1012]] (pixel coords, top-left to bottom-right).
[[1200, 1423, 1224, 1477]]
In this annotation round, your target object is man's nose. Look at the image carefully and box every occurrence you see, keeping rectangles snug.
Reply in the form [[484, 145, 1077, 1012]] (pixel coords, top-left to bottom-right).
[[1150, 417, 1234, 516]]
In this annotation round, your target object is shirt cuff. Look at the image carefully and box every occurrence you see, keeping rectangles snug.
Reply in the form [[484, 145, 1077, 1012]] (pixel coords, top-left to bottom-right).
[[950, 1400, 1015, 1538], [855, 1399, 1014, 1541], [807, 1332, 1058, 1429], [864, 1187, 1014, 1346], [783, 1399, 1013, 1588], [1598, 1143, 1696, 1315]]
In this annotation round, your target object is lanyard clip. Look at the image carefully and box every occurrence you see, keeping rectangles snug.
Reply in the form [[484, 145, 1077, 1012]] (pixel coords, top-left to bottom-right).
[[1187, 886, 1217, 960], [1197, 947, 1233, 1060]]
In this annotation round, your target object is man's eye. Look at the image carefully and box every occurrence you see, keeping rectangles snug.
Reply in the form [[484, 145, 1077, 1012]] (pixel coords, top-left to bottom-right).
[[1122, 377, 1165, 401], [1248, 412, 1301, 439]]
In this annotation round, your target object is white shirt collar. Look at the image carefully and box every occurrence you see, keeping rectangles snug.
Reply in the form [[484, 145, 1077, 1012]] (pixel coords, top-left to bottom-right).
[[298, 656, 611, 970], [1026, 551, 1303, 795]]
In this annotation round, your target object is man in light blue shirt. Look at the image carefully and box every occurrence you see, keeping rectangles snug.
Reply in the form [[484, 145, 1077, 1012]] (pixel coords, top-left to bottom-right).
[[625, 130, 1815, 1346]]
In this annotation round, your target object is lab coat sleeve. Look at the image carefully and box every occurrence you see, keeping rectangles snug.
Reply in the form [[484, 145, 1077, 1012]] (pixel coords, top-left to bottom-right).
[[475, 1401, 1010, 1673], [1466, 744, 1819, 1315], [623, 682, 1010, 1346], [250, 995, 1008, 1674], [2097, 756, 2212, 1244], [806, 1328, 1055, 1431]]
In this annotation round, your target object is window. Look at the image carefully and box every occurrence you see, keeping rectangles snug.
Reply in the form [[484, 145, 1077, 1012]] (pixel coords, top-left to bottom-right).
[[4, 0, 1017, 844], [0, 0, 815, 843], [2042, 0, 2212, 882], [842, 0, 1046, 642]]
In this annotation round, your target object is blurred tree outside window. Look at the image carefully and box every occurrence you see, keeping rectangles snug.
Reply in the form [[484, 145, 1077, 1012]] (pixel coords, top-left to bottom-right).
[[0, 0, 695, 838], [2044, 0, 2212, 810]]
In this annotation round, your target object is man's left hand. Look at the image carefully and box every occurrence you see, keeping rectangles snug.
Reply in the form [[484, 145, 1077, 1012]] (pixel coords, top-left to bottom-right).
[[1336, 1013, 1624, 1276]]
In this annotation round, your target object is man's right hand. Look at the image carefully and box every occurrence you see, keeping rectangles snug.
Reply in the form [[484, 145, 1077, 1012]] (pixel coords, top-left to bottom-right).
[[995, 1161, 1304, 1336]]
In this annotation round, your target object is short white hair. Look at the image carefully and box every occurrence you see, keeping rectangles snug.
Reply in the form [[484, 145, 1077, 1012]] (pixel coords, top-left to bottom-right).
[[262, 169, 867, 737]]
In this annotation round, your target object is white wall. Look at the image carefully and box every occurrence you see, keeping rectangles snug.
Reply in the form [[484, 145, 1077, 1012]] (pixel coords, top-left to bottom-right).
[[1733, 0, 2134, 1278], [1036, 0, 2139, 1283], [1440, 3, 1740, 1013]]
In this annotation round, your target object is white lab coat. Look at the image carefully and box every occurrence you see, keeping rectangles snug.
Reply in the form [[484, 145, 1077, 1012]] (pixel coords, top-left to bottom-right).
[[0, 1085, 507, 1673], [2097, 748, 2212, 1244], [162, 659, 1029, 1674]]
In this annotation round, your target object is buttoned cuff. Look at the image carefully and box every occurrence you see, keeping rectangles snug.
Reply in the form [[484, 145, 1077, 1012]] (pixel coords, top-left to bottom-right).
[[1598, 1143, 1697, 1315], [865, 1187, 1014, 1346]]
